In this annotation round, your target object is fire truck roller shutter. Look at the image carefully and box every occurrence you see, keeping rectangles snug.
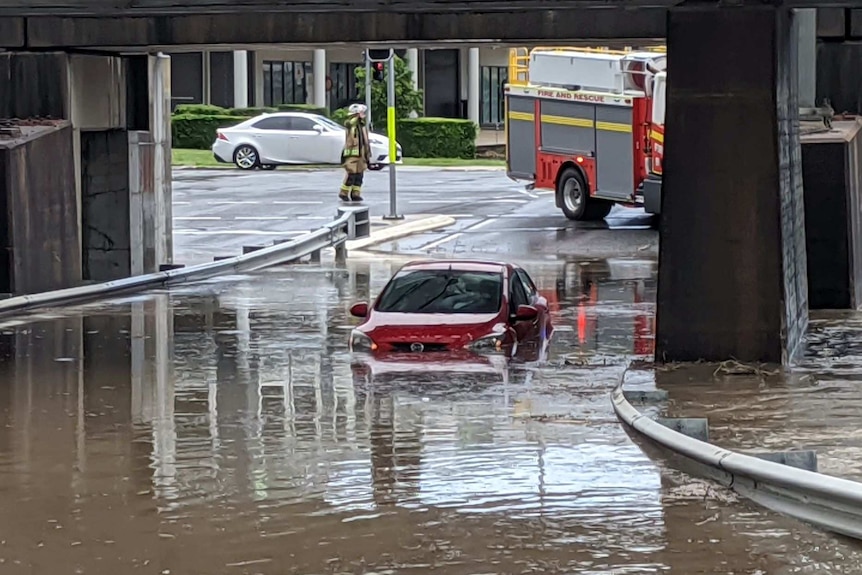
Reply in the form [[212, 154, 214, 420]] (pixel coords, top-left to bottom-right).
[[595, 105, 635, 201], [539, 100, 596, 156], [506, 96, 536, 178]]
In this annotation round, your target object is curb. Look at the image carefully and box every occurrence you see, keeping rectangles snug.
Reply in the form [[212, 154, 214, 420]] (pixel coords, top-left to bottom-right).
[[613, 365, 862, 541], [346, 214, 456, 251]]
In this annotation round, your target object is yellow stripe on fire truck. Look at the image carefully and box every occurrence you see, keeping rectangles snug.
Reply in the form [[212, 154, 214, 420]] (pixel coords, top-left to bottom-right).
[[595, 121, 632, 133], [650, 129, 664, 143], [541, 115, 593, 129], [508, 111, 535, 122]]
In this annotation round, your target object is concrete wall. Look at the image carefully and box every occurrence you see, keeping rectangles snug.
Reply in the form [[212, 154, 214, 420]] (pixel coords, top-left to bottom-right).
[[0, 123, 81, 294], [81, 129, 131, 280]]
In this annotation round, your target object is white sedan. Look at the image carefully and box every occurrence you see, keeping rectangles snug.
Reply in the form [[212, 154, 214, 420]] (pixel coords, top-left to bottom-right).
[[211, 111, 403, 171]]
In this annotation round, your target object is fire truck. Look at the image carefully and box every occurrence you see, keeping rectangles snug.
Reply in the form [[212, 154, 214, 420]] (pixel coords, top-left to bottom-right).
[[504, 47, 667, 221]]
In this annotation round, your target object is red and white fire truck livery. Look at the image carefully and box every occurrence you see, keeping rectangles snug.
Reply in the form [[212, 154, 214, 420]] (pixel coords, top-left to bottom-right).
[[505, 47, 667, 221]]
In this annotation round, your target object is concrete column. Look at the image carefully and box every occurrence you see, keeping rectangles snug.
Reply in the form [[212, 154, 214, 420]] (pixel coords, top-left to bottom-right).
[[795, 9, 817, 108], [406, 48, 419, 90], [312, 48, 327, 110], [655, 6, 808, 365], [149, 53, 173, 267], [233, 50, 249, 109], [468, 47, 480, 126]]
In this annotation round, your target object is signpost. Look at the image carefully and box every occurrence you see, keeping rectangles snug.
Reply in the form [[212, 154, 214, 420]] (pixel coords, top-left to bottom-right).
[[366, 48, 402, 220]]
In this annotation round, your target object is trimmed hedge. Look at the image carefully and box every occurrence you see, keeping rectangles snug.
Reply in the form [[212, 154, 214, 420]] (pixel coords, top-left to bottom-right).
[[276, 103, 327, 116], [227, 106, 276, 116], [396, 118, 478, 159], [174, 103, 230, 116], [172, 114, 248, 150]]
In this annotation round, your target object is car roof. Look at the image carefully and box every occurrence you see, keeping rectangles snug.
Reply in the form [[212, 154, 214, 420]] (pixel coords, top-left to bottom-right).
[[397, 259, 513, 274]]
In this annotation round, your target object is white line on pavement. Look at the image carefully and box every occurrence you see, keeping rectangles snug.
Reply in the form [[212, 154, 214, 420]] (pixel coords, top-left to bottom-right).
[[174, 216, 222, 220], [234, 216, 294, 220], [212, 200, 261, 205], [174, 230, 306, 235], [421, 233, 463, 251], [272, 200, 324, 205]]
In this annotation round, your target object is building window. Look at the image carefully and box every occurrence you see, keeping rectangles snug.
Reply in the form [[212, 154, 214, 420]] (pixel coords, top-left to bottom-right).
[[263, 60, 310, 107], [481, 66, 508, 127], [329, 62, 360, 111]]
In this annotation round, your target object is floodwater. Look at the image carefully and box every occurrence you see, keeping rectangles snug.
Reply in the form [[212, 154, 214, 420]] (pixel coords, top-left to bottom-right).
[[655, 309, 862, 484], [0, 258, 861, 574]]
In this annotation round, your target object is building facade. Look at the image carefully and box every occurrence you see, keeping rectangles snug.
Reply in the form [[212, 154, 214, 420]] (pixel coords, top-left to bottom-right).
[[168, 46, 511, 128]]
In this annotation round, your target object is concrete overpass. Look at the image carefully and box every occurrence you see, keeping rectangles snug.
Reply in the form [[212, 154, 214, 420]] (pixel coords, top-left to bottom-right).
[[2, 0, 862, 365], [0, 2, 859, 47]]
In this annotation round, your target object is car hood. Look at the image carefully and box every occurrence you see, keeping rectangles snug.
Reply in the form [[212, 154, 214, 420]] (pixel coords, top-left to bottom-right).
[[359, 311, 504, 345]]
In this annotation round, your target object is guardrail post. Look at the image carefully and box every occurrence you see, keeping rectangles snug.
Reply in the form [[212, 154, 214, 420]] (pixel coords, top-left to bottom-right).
[[655, 417, 710, 442], [335, 241, 347, 264]]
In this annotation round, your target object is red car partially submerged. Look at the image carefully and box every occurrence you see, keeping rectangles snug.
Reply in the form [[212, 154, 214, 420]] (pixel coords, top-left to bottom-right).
[[348, 259, 552, 357]]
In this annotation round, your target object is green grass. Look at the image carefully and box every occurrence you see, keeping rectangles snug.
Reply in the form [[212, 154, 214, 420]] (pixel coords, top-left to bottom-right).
[[172, 148, 505, 170]]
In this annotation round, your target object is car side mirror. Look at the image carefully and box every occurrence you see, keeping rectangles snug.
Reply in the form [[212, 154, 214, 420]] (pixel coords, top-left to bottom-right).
[[514, 304, 538, 322], [349, 302, 369, 318], [313, 124, 324, 134]]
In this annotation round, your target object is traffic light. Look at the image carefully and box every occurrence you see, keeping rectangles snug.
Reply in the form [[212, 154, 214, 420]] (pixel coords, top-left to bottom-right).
[[367, 48, 393, 62], [372, 62, 385, 82]]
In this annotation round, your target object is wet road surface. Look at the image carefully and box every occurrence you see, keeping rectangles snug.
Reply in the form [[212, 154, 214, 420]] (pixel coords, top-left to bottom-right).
[[2, 259, 862, 573], [172, 168, 657, 264]]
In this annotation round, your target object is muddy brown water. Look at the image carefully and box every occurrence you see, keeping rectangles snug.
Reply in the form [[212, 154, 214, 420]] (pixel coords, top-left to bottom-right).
[[0, 259, 860, 574]]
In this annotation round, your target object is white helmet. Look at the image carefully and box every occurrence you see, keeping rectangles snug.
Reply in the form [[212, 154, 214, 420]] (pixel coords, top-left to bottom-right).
[[348, 103, 367, 115]]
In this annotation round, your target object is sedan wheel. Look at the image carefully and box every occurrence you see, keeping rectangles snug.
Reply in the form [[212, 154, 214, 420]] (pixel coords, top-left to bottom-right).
[[234, 145, 259, 170]]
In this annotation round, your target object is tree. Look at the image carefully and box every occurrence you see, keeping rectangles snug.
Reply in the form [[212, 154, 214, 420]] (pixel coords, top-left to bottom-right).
[[354, 56, 424, 130]]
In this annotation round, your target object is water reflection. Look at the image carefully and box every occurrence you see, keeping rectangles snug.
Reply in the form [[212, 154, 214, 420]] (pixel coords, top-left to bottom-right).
[[0, 258, 860, 572]]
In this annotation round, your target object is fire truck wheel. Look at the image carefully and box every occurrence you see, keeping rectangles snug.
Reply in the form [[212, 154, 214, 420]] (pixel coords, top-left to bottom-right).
[[558, 168, 589, 221]]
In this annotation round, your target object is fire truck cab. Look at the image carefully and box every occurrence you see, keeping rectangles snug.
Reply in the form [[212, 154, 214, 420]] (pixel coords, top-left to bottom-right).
[[505, 47, 667, 221]]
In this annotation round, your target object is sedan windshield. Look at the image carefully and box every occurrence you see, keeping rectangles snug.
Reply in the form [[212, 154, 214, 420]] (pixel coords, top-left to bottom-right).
[[375, 270, 503, 314]]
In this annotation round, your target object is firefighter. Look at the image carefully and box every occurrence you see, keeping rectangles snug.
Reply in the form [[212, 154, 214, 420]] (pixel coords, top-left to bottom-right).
[[339, 103, 372, 202]]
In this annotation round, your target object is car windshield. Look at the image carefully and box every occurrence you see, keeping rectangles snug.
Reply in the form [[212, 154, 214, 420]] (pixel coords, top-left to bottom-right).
[[375, 269, 503, 314], [315, 116, 345, 131]]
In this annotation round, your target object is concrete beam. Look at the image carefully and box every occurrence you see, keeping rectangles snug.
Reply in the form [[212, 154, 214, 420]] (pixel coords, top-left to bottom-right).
[[13, 10, 667, 48], [0, 18, 25, 48]]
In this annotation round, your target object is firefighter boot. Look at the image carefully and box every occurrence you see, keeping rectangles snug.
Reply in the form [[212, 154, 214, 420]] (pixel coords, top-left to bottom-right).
[[339, 173, 353, 202], [350, 172, 365, 202]]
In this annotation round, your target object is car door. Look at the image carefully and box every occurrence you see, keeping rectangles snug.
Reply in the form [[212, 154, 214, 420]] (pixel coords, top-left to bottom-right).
[[248, 116, 293, 163], [282, 116, 336, 164], [516, 268, 550, 338], [508, 270, 535, 343]]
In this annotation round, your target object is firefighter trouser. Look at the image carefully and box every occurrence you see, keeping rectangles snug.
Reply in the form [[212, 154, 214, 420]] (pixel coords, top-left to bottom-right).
[[340, 156, 368, 199]]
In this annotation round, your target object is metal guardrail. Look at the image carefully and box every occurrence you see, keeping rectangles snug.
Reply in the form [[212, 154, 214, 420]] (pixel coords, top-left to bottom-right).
[[0, 206, 369, 319], [612, 373, 862, 541]]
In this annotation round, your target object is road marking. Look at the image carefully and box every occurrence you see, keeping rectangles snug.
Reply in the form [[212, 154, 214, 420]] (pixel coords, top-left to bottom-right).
[[272, 200, 324, 205], [296, 216, 329, 220], [516, 188, 540, 199], [417, 218, 495, 250], [174, 230, 306, 236], [174, 216, 221, 220], [234, 216, 294, 220], [174, 201, 191, 205], [407, 198, 527, 205], [212, 200, 261, 205], [421, 233, 463, 251]]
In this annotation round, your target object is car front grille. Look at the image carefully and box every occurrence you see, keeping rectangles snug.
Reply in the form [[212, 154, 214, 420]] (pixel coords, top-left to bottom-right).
[[390, 343, 449, 352]]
